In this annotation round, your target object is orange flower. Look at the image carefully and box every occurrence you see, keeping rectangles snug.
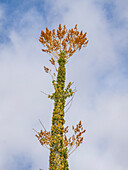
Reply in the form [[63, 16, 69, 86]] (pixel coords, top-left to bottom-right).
[[39, 24, 88, 61]]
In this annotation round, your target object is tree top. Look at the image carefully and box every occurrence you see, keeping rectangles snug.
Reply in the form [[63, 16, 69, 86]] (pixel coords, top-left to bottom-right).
[[39, 24, 89, 62]]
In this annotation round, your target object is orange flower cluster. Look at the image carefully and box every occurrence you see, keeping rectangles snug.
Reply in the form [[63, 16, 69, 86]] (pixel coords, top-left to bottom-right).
[[63, 121, 86, 156], [35, 130, 51, 150], [49, 57, 55, 65], [44, 57, 57, 78], [35, 121, 86, 157], [39, 24, 89, 61], [44, 66, 49, 73]]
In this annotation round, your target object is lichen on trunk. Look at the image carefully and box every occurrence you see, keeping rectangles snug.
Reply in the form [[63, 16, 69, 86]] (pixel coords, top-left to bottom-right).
[[49, 51, 69, 170]]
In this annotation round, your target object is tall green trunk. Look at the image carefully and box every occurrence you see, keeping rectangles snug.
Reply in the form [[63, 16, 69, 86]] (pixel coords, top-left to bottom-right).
[[49, 51, 69, 170]]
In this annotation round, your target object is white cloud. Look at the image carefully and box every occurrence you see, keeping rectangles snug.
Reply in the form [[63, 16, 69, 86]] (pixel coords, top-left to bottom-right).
[[0, 5, 51, 170], [0, 0, 128, 169]]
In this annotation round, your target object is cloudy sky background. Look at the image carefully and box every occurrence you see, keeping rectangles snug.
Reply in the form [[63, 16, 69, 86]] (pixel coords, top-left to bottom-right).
[[0, 0, 128, 169]]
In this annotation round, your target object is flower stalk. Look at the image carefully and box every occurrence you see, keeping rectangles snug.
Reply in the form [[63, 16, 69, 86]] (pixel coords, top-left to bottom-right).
[[35, 24, 88, 170]]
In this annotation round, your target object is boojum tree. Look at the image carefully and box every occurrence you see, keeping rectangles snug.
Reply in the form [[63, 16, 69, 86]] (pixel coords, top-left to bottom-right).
[[35, 24, 89, 170]]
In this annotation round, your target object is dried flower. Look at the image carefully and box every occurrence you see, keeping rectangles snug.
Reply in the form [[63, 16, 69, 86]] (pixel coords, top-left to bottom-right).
[[39, 24, 88, 61], [44, 66, 49, 73]]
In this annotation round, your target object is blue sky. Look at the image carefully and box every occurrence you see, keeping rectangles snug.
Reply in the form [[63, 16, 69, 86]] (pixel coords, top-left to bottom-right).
[[0, 0, 128, 170]]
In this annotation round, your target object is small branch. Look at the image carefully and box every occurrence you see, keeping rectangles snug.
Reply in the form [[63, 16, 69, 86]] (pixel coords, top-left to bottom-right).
[[51, 51, 59, 60], [65, 95, 74, 108], [65, 101, 73, 113], [40, 91, 49, 96], [54, 64, 58, 72], [44, 144, 50, 150], [68, 146, 78, 157], [33, 128, 39, 134], [67, 137, 77, 153], [39, 119, 46, 131], [65, 88, 76, 113], [48, 70, 54, 80]]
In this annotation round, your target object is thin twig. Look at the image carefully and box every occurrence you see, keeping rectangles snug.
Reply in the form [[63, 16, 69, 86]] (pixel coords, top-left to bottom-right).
[[67, 136, 77, 153], [47, 70, 53, 80], [39, 119, 46, 131], [65, 88, 77, 113], [68, 141, 76, 154], [44, 144, 50, 150], [40, 91, 49, 96], [65, 100, 73, 113], [54, 64, 58, 72], [33, 128, 39, 134], [51, 51, 60, 60], [68, 146, 78, 157], [65, 95, 74, 108]]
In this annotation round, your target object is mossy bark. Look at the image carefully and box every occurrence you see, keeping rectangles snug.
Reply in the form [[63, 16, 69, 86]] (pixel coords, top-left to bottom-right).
[[49, 51, 69, 170]]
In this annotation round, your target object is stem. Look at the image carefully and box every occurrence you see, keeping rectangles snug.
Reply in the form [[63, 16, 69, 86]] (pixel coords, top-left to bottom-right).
[[49, 51, 69, 170]]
